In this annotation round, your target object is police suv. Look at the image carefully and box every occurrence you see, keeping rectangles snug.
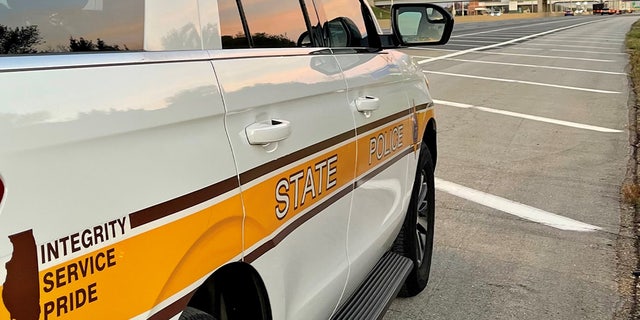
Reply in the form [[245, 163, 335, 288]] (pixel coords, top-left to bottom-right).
[[0, 0, 453, 319]]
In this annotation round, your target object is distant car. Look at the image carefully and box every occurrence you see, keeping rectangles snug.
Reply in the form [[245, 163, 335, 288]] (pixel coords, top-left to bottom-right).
[[475, 8, 500, 15], [564, 10, 574, 16]]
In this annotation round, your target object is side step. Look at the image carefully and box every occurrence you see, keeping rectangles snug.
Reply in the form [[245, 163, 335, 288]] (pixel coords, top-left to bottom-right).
[[331, 251, 414, 320]]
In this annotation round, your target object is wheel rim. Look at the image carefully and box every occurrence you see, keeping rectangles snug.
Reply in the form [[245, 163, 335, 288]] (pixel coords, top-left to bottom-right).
[[417, 169, 429, 214], [415, 168, 430, 267], [415, 221, 428, 266]]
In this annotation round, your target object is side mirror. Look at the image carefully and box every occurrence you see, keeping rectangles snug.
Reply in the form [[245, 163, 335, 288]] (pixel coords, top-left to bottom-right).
[[391, 4, 454, 46]]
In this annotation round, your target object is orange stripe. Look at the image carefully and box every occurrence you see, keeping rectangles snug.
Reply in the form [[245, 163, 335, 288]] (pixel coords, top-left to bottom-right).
[[242, 143, 357, 253], [6, 195, 243, 320], [356, 116, 417, 178], [0, 107, 435, 320]]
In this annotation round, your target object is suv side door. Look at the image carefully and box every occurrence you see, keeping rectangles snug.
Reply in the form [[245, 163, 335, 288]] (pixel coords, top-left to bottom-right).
[[211, 1, 355, 319], [312, 0, 420, 304]]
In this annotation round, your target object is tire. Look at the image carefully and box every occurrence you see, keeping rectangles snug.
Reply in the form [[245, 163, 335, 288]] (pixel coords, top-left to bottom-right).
[[179, 307, 216, 320], [393, 142, 435, 297]]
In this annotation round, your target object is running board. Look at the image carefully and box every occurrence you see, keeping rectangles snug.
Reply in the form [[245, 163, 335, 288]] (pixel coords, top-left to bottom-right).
[[331, 251, 414, 320]]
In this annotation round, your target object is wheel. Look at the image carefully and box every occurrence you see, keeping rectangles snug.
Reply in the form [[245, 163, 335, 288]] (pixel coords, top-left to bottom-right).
[[394, 142, 435, 297], [179, 307, 216, 320]]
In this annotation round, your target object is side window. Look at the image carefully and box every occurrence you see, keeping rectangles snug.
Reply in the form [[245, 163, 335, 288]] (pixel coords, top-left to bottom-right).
[[219, 0, 250, 49], [0, 0, 143, 55], [315, 0, 369, 48], [218, 0, 310, 49]]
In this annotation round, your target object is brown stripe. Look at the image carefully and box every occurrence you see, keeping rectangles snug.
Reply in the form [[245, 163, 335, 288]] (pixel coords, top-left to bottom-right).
[[239, 130, 356, 185], [415, 102, 430, 111], [244, 185, 353, 263], [129, 177, 240, 228], [134, 111, 425, 317], [355, 147, 414, 188], [147, 290, 197, 320], [240, 106, 418, 186], [127, 106, 418, 229], [244, 145, 414, 264], [357, 109, 412, 135]]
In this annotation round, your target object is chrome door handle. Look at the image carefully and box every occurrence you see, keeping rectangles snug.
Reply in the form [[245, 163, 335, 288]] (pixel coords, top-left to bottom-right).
[[245, 119, 292, 145], [355, 96, 380, 112]]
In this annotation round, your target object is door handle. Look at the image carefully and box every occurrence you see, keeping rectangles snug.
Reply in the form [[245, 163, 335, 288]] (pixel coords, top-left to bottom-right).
[[245, 119, 292, 145], [355, 96, 380, 113]]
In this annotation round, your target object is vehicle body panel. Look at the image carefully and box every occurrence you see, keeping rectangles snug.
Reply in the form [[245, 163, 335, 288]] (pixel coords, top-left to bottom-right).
[[212, 48, 355, 320], [0, 52, 243, 319], [336, 49, 433, 302]]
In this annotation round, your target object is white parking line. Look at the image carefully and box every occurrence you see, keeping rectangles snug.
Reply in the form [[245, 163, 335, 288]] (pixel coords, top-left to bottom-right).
[[546, 36, 624, 41], [531, 38, 624, 44], [411, 51, 615, 62], [444, 44, 479, 47], [450, 39, 502, 44], [442, 58, 625, 75], [488, 32, 545, 35], [459, 36, 528, 40], [433, 99, 623, 133], [509, 47, 628, 55], [435, 178, 602, 232], [452, 20, 578, 37], [561, 32, 628, 37], [425, 71, 621, 94], [418, 20, 600, 65], [523, 42, 622, 50]]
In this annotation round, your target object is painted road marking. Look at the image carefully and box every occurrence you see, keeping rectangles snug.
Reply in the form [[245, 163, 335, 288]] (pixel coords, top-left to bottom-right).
[[418, 20, 602, 65], [548, 36, 625, 41], [411, 50, 615, 62], [451, 19, 590, 38], [435, 178, 602, 232], [509, 47, 628, 55], [433, 99, 623, 133], [442, 58, 626, 75], [424, 71, 621, 94], [522, 42, 622, 50], [458, 36, 529, 39], [531, 38, 624, 44], [450, 39, 503, 44], [443, 44, 480, 47]]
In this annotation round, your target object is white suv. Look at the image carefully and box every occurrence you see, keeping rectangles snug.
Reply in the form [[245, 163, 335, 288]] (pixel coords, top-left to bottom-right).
[[0, 1, 453, 319]]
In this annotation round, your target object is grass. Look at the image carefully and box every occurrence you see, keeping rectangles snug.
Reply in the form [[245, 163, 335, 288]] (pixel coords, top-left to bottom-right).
[[623, 182, 640, 205], [627, 20, 640, 97], [371, 6, 391, 20], [627, 21, 640, 50], [626, 20, 640, 206]]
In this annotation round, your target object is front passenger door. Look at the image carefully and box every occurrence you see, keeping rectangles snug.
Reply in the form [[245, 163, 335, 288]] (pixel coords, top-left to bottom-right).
[[313, 0, 417, 305]]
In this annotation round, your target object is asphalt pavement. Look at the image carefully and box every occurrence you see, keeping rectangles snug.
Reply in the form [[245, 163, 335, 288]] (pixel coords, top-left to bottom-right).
[[385, 14, 638, 320]]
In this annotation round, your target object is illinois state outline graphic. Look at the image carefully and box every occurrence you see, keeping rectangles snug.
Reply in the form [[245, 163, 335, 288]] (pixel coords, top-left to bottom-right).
[[2, 229, 40, 320]]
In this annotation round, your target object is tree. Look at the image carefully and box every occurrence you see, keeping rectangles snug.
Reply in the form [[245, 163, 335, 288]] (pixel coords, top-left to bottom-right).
[[69, 37, 121, 52], [221, 32, 296, 49], [0, 24, 42, 54]]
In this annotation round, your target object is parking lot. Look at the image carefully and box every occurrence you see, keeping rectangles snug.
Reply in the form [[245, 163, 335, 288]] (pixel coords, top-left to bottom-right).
[[386, 15, 637, 320]]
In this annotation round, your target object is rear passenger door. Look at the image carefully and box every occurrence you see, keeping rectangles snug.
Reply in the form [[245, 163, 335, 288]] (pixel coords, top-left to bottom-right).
[[313, 0, 417, 303], [211, 1, 355, 319]]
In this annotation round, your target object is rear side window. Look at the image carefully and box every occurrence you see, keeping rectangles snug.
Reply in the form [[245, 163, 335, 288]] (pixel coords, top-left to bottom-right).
[[219, 0, 250, 49], [0, 0, 143, 55], [219, 0, 310, 49]]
